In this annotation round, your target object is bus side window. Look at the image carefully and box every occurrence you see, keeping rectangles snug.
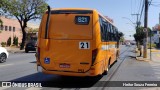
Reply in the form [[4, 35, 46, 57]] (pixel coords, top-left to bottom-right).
[[104, 22, 109, 41], [99, 16, 105, 42], [111, 25, 115, 41], [108, 24, 112, 41], [104, 23, 108, 41], [113, 27, 117, 41], [115, 29, 118, 41]]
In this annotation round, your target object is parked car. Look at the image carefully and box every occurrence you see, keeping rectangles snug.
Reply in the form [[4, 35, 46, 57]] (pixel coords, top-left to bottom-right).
[[25, 40, 37, 53], [0, 47, 9, 63]]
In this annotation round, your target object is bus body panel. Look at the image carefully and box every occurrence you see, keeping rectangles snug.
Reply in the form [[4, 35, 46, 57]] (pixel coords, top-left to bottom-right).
[[38, 10, 93, 73], [36, 8, 119, 76], [39, 39, 92, 72]]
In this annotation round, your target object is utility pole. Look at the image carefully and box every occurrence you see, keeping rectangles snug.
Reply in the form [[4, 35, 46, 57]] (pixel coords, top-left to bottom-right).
[[131, 14, 140, 30], [143, 0, 148, 58]]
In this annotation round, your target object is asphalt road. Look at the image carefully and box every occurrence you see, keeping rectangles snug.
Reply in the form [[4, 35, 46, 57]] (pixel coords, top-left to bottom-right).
[[0, 45, 135, 89]]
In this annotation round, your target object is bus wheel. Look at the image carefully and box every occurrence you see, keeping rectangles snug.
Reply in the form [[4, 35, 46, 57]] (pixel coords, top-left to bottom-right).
[[103, 59, 111, 75], [103, 69, 108, 75]]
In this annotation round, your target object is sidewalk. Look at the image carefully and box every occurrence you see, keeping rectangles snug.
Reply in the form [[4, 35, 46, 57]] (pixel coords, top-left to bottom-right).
[[136, 48, 160, 62], [107, 46, 160, 90], [4, 46, 25, 53]]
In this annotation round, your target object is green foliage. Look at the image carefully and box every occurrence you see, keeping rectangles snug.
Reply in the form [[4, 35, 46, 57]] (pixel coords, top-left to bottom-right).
[[7, 37, 11, 46], [118, 32, 124, 43], [1, 42, 6, 47], [118, 32, 124, 37], [0, 0, 48, 21], [13, 36, 18, 46], [134, 27, 151, 45], [119, 37, 124, 42]]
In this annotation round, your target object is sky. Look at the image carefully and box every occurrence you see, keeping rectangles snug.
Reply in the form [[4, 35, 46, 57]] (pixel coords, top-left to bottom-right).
[[46, 0, 160, 40]]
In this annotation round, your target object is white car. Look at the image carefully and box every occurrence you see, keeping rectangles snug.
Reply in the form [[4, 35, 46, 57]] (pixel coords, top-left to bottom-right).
[[0, 47, 9, 63]]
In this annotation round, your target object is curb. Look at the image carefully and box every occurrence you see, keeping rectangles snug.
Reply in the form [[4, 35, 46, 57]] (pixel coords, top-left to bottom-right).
[[8, 50, 25, 53], [151, 50, 160, 52], [135, 48, 150, 62], [135, 57, 150, 62]]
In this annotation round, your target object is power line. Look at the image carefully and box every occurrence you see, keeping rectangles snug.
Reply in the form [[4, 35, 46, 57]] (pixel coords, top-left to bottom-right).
[[131, 0, 133, 15], [150, 2, 160, 7], [149, 0, 153, 6], [138, 0, 143, 15], [139, 0, 145, 25]]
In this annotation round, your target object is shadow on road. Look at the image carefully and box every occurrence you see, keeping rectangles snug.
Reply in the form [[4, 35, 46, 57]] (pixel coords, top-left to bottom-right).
[[29, 61, 36, 63], [10, 72, 102, 88]]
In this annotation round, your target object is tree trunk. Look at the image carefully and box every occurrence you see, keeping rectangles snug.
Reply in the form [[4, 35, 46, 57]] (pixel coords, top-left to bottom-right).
[[20, 22, 27, 50], [20, 30, 26, 50]]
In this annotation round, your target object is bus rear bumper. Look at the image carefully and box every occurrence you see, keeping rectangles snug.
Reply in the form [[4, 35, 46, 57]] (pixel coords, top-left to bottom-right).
[[37, 62, 103, 77], [36, 65, 92, 76]]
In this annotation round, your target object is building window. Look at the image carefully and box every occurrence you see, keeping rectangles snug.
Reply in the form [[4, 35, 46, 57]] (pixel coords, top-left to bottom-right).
[[13, 27, 15, 32], [9, 26, 12, 31], [0, 25, 3, 30], [5, 26, 8, 31]]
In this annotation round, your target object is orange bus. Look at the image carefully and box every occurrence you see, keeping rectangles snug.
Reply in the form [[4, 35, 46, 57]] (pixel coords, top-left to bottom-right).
[[36, 6, 119, 76]]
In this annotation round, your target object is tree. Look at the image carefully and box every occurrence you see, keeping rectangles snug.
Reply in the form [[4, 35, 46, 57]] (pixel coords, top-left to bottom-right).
[[118, 32, 124, 44], [7, 37, 11, 46], [0, 0, 48, 49], [133, 26, 151, 56], [134, 27, 151, 45], [13, 36, 18, 46]]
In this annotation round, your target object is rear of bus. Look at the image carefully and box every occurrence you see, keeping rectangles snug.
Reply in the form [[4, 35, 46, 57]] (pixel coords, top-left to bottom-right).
[[36, 8, 99, 76]]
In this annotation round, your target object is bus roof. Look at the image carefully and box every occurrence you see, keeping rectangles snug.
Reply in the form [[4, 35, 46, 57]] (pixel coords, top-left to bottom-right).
[[45, 8, 118, 29], [50, 8, 94, 11]]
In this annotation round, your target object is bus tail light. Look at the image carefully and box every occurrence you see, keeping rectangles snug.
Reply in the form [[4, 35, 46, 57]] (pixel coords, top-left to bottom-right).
[[92, 49, 98, 65]]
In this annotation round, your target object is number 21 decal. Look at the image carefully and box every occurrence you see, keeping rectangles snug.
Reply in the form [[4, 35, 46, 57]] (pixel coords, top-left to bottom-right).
[[79, 42, 90, 49]]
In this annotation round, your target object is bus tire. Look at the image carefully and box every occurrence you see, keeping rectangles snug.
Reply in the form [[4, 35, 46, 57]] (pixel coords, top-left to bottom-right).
[[103, 69, 108, 75], [108, 58, 111, 69], [103, 59, 111, 75]]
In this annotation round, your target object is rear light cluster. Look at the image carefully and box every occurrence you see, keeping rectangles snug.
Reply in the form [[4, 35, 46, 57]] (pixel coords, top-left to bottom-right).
[[92, 49, 98, 65]]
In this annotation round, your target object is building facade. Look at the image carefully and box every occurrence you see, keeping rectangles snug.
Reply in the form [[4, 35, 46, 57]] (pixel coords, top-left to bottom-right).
[[0, 16, 39, 46], [0, 16, 22, 46], [152, 24, 160, 48]]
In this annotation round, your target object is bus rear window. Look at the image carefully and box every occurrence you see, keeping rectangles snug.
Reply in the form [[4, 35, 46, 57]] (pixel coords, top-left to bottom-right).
[[50, 10, 93, 14], [75, 16, 90, 25]]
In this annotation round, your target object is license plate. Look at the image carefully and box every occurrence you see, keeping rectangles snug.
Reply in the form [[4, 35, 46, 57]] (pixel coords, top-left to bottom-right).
[[59, 64, 70, 68]]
